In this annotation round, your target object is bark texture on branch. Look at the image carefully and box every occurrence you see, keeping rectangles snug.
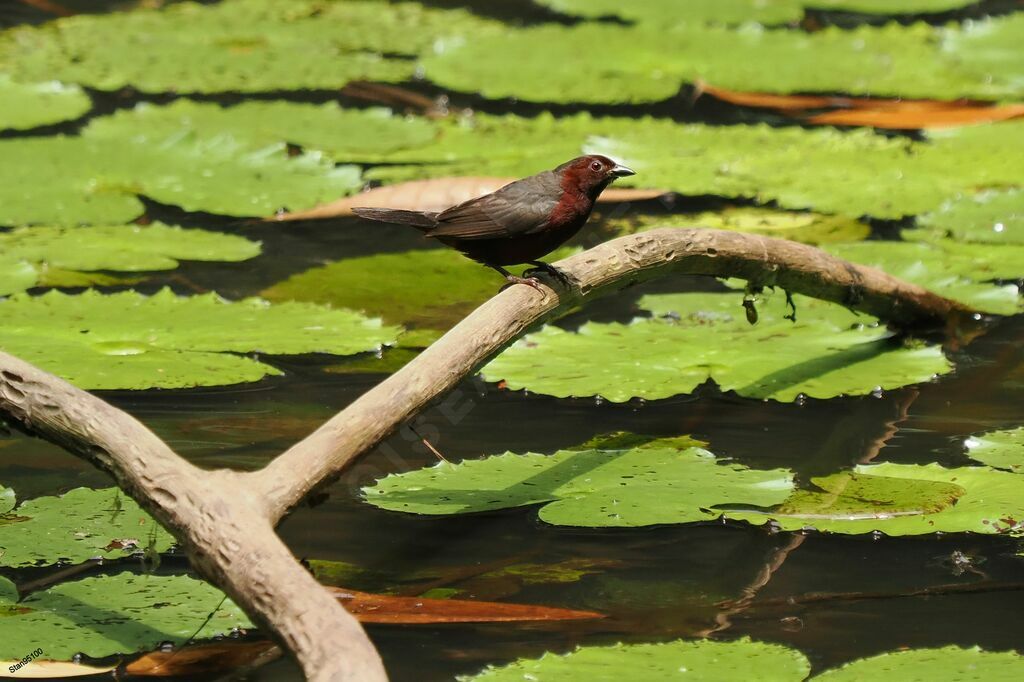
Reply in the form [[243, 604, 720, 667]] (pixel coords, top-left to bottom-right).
[[0, 228, 973, 680]]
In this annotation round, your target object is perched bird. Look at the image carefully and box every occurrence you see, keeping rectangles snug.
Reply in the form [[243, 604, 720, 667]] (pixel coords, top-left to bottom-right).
[[352, 155, 635, 288]]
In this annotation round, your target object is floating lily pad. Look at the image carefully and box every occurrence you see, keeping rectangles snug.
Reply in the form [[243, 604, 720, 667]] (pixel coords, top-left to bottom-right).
[[0, 289, 399, 389], [813, 646, 1024, 681], [0, 0, 497, 93], [85, 100, 438, 163], [0, 485, 14, 515], [941, 14, 1024, 102], [0, 75, 90, 131], [0, 223, 260, 293], [728, 463, 1024, 535], [965, 427, 1024, 473], [363, 434, 793, 527], [0, 258, 37, 296], [825, 240, 1024, 315], [483, 291, 950, 403], [263, 249, 498, 330], [912, 189, 1024, 246], [0, 134, 361, 225], [461, 637, 810, 681], [0, 572, 251, 661], [534, 0, 803, 26], [0, 487, 173, 567], [813, 0, 979, 12]]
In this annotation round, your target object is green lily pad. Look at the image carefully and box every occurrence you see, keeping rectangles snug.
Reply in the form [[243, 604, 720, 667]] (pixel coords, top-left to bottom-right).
[[460, 637, 810, 682], [825, 240, 1024, 315], [483, 291, 950, 403], [728, 463, 1024, 535], [941, 14, 1024, 101], [813, 0, 978, 12], [0, 288, 399, 389], [0, 134, 361, 225], [0, 258, 37, 296], [911, 189, 1024, 246], [0, 223, 260, 293], [263, 249, 498, 331], [965, 427, 1024, 473], [0, 485, 14, 515], [363, 434, 794, 527], [0, 487, 173, 567], [0, 0, 498, 93], [0, 571, 252, 661], [0, 74, 90, 131], [535, 0, 804, 26], [813, 646, 1024, 681], [85, 100, 438, 163]]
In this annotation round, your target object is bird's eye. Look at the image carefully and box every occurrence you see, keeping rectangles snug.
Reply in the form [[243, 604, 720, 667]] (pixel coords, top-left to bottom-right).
[[590, 161, 602, 172]]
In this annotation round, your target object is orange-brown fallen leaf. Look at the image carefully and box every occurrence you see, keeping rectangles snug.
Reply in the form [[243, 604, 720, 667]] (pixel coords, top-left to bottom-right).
[[15, 0, 74, 16], [124, 641, 281, 677], [806, 103, 1024, 129], [269, 177, 668, 222], [327, 586, 604, 624], [0, 660, 115, 678], [699, 83, 845, 111]]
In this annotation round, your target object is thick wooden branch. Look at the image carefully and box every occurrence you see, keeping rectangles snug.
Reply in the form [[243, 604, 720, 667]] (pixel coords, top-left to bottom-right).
[[254, 228, 971, 520]]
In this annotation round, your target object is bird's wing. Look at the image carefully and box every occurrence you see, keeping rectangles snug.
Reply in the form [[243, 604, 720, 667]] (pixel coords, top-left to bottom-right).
[[428, 172, 562, 240]]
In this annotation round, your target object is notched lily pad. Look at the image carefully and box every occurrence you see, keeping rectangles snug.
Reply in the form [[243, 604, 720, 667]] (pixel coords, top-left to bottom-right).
[[0, 487, 172, 567], [483, 291, 950, 403], [0, 289, 399, 389], [363, 434, 794, 527]]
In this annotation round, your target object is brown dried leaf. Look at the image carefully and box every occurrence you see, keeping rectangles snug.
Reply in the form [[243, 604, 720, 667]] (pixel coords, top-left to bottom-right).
[[806, 103, 1024, 129]]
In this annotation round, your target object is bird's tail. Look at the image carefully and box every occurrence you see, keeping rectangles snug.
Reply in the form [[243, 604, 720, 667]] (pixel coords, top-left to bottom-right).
[[352, 207, 438, 231]]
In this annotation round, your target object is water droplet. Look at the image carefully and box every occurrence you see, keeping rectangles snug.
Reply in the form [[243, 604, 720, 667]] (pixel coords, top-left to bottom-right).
[[994, 222, 1005, 233]]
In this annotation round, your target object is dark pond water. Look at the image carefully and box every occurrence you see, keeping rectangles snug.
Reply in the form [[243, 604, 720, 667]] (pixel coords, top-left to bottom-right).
[[2, 1, 1023, 680]]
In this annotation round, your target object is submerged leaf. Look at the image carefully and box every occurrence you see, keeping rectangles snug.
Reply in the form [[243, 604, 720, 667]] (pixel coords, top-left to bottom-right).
[[363, 434, 793, 527], [0, 289, 399, 389], [126, 641, 280, 678], [483, 291, 950, 403]]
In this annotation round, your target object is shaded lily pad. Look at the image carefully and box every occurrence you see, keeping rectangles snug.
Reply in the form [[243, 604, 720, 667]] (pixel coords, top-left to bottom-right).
[[0, 75, 90, 131], [814, 0, 979, 11], [0, 485, 14, 515], [85, 100, 438, 163], [0, 134, 362, 225], [0, 223, 260, 293], [483, 291, 951, 403], [727, 463, 1024, 535], [460, 637, 810, 681], [813, 646, 1024, 681], [0, 572, 251, 661], [0, 487, 173, 567], [0, 289, 399, 389], [0, 0, 498, 93], [965, 427, 1024, 473], [825, 240, 1024, 314], [912, 189, 1024, 246], [363, 434, 794, 527]]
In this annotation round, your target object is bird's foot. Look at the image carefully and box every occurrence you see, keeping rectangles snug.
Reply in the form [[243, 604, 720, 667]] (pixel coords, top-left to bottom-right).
[[503, 274, 544, 291], [525, 261, 572, 287]]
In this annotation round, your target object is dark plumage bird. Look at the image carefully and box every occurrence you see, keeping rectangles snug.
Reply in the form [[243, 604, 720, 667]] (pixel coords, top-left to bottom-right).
[[352, 155, 635, 288]]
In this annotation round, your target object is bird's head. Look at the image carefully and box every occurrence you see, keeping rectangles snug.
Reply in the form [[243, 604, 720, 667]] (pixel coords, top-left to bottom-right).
[[556, 155, 635, 197]]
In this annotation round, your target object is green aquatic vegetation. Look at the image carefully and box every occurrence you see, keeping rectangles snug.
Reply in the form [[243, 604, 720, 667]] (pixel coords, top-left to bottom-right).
[[0, 0, 498, 93], [0, 134, 361, 225], [535, 0, 804, 26], [461, 638, 811, 681], [85, 100, 439, 163], [965, 427, 1024, 473], [0, 572, 251, 661], [728, 463, 1024, 535], [0, 223, 260, 294], [910, 189, 1024, 246], [363, 434, 794, 527], [825, 240, 1024, 314], [941, 14, 1024, 101], [0, 74, 90, 131], [0, 289, 399, 390], [814, 0, 979, 11], [482, 291, 950, 403], [813, 646, 1024, 681], [0, 487, 173, 567]]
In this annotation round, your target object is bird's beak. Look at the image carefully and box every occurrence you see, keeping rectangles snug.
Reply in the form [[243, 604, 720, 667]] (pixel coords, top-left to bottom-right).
[[610, 164, 635, 178]]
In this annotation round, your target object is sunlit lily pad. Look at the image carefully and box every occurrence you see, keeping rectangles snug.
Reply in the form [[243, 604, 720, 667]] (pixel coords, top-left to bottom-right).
[[0, 0, 497, 93], [965, 427, 1024, 473], [813, 646, 1024, 681], [941, 14, 1024, 101], [911, 189, 1024, 246], [0, 487, 173, 567], [0, 289, 399, 389], [483, 291, 950, 403], [0, 134, 361, 225], [0, 485, 14, 515], [814, 0, 978, 11], [364, 434, 793, 527], [727, 463, 1024, 535], [0, 223, 259, 293], [535, 0, 803, 26], [0, 74, 90, 131], [0, 572, 251, 661], [825, 240, 1024, 314], [460, 637, 810, 681]]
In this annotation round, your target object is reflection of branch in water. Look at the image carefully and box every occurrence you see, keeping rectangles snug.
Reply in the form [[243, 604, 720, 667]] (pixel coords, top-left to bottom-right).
[[742, 579, 1024, 611], [15, 0, 74, 16], [700, 389, 919, 637]]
